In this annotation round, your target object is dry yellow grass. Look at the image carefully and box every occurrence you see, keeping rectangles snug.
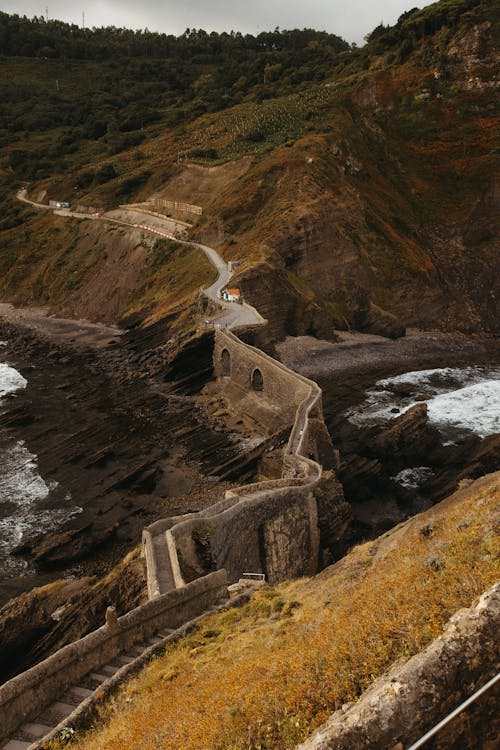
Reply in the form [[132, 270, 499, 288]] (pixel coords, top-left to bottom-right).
[[53, 473, 499, 750]]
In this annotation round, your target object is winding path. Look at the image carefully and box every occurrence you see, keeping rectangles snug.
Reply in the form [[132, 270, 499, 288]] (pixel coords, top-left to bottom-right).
[[1, 187, 321, 750], [15, 190, 262, 329]]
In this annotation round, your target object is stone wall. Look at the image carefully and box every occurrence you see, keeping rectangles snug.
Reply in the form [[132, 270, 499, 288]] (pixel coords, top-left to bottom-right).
[[143, 328, 333, 591], [170, 483, 320, 585], [0, 571, 227, 742], [214, 329, 313, 434]]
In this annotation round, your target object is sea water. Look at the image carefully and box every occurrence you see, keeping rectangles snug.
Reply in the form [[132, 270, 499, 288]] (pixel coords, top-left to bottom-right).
[[0, 346, 81, 577], [348, 365, 500, 440], [347, 364, 500, 489]]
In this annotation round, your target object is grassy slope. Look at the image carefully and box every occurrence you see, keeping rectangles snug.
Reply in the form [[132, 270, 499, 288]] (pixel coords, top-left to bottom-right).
[[51, 472, 499, 750], [0, 207, 216, 326]]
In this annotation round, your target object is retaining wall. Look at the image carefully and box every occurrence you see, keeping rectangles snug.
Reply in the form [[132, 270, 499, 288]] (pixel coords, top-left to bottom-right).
[[0, 571, 227, 741], [214, 329, 313, 433]]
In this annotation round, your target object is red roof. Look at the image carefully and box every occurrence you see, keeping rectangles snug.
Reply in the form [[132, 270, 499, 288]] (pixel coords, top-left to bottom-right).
[[227, 288, 241, 295]]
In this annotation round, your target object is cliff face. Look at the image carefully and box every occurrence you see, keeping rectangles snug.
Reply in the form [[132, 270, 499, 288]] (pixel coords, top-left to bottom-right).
[[0, 2, 497, 343], [201, 12, 499, 339]]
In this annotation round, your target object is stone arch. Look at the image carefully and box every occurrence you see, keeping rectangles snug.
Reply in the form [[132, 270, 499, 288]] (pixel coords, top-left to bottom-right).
[[221, 348, 231, 377], [251, 367, 264, 392]]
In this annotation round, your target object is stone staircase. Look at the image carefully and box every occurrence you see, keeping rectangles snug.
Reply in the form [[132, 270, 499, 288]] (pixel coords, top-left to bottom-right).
[[0, 626, 180, 750], [1, 212, 327, 749], [151, 533, 176, 593], [0, 572, 231, 750]]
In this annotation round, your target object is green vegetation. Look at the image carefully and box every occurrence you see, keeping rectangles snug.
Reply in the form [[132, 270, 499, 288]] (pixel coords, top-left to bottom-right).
[[364, 0, 489, 62], [0, 0, 496, 332], [0, 15, 349, 181]]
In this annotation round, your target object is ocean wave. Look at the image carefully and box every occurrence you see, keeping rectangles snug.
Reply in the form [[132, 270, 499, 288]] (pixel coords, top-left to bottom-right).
[[0, 441, 82, 576], [427, 380, 500, 439], [0, 362, 27, 399], [392, 466, 435, 488], [377, 366, 484, 391], [348, 365, 500, 441]]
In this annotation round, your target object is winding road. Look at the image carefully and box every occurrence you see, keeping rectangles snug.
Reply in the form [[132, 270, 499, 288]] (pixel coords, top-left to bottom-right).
[[16, 189, 263, 329]]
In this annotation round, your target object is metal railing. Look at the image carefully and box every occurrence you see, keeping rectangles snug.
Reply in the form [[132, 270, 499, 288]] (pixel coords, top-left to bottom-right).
[[407, 672, 500, 749]]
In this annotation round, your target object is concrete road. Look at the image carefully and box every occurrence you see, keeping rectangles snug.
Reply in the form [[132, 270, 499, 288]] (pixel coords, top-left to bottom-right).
[[16, 191, 264, 330]]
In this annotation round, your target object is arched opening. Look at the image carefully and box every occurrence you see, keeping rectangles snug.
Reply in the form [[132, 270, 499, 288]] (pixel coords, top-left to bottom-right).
[[221, 348, 231, 377], [251, 367, 264, 392]]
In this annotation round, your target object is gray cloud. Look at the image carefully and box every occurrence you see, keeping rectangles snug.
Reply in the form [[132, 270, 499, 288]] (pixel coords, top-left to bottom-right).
[[2, 1, 428, 44]]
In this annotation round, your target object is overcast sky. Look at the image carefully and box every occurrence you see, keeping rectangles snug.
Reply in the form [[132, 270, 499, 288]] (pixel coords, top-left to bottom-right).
[[1, 1, 429, 45]]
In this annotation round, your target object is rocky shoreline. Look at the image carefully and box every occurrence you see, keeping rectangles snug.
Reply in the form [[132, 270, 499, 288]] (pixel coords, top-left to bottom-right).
[[278, 330, 500, 549], [0, 311, 246, 607]]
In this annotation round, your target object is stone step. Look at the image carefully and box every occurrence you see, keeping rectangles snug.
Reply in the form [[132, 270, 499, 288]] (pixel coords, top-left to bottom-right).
[[18, 723, 53, 740], [41, 701, 76, 725], [147, 636, 163, 645], [157, 629, 175, 638], [102, 665, 121, 676], [116, 654, 135, 665], [88, 672, 109, 684], [2, 740, 33, 750], [130, 644, 148, 656], [68, 686, 93, 701]]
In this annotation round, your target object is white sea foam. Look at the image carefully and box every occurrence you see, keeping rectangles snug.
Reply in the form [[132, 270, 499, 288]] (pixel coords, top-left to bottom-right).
[[393, 466, 435, 489], [0, 440, 82, 574], [427, 380, 500, 438], [0, 362, 27, 399], [348, 365, 500, 441], [0, 356, 81, 575], [377, 366, 481, 390]]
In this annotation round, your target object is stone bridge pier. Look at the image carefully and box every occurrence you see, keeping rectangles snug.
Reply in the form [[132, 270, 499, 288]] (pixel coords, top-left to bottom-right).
[[214, 329, 338, 471], [209, 329, 345, 584]]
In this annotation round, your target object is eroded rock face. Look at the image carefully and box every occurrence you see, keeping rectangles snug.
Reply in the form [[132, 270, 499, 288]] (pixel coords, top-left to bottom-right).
[[337, 404, 440, 498], [314, 471, 352, 565], [333, 401, 500, 542], [353, 302, 406, 340], [239, 263, 339, 343], [298, 582, 500, 750], [0, 550, 146, 681]]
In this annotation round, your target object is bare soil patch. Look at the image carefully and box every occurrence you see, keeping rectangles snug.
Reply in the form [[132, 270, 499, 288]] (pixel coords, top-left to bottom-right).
[[157, 156, 254, 207]]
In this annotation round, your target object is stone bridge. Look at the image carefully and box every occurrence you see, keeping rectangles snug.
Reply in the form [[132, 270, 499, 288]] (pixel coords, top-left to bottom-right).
[[143, 328, 338, 595]]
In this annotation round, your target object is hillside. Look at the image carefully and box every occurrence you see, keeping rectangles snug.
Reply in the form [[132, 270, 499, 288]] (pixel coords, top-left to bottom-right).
[[0, 5, 499, 746], [47, 472, 500, 750], [0, 0, 498, 337]]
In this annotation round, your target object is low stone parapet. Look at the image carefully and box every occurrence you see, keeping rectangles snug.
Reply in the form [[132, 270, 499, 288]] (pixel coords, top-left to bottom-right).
[[0, 570, 228, 741]]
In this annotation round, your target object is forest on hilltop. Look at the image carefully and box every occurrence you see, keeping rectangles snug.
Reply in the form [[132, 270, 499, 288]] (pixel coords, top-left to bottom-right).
[[0, 0, 488, 179]]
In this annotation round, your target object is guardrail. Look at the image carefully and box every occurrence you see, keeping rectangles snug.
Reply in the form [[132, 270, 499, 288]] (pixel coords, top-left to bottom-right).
[[407, 672, 500, 749]]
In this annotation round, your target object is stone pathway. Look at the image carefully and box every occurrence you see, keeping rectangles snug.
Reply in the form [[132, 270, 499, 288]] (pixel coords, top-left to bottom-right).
[[0, 596, 233, 750]]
